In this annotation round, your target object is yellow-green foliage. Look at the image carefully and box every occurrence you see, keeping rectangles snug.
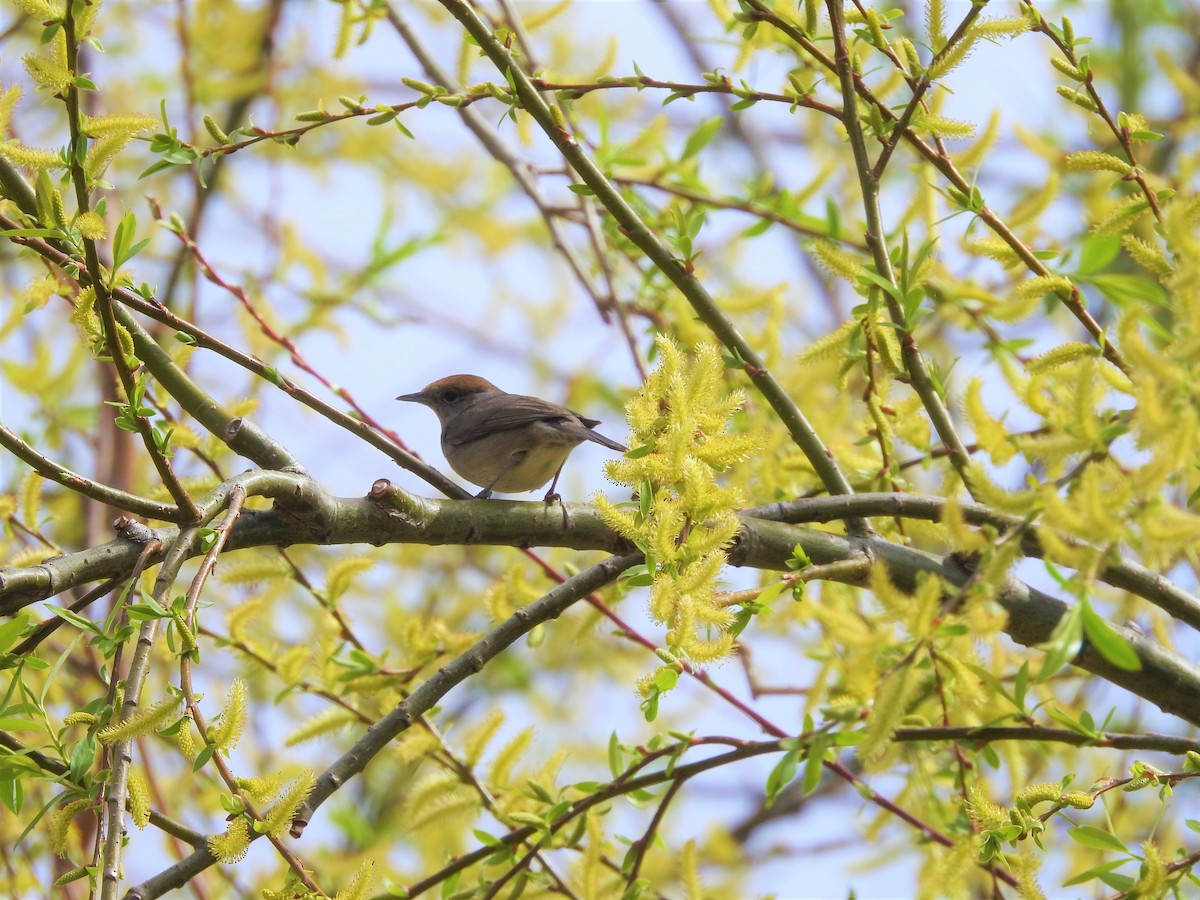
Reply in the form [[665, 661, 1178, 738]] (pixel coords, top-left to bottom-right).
[[1134, 840, 1166, 897], [176, 716, 199, 762], [488, 727, 533, 790], [207, 816, 251, 863], [911, 113, 976, 140], [235, 772, 289, 804], [1014, 274, 1073, 300], [75, 210, 106, 239], [796, 317, 859, 366], [400, 771, 479, 835], [216, 555, 294, 586], [22, 36, 70, 96], [20, 471, 41, 527], [598, 336, 759, 664], [0, 84, 23, 136], [53, 867, 90, 887], [81, 113, 158, 138], [97, 695, 181, 744], [964, 379, 1015, 465], [1091, 196, 1153, 236], [334, 861, 375, 900], [0, 140, 63, 171], [810, 238, 865, 281], [482, 564, 546, 621], [680, 839, 704, 899], [963, 236, 1021, 265], [285, 707, 359, 746], [462, 710, 506, 766], [324, 555, 374, 604], [1010, 853, 1047, 900], [127, 770, 151, 829], [5, 0, 60, 20], [1064, 150, 1132, 174], [49, 797, 91, 856], [965, 783, 1007, 830], [259, 771, 315, 836], [207, 677, 248, 751], [1121, 234, 1172, 276]]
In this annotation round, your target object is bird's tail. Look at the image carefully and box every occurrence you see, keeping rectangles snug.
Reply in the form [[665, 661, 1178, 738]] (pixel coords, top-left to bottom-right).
[[588, 431, 628, 453]]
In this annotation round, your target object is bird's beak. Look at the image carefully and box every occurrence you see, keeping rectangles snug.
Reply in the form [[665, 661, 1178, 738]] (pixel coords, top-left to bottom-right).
[[395, 392, 424, 404]]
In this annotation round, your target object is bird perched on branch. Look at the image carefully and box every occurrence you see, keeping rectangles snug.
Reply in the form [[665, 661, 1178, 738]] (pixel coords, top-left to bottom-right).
[[397, 374, 626, 503]]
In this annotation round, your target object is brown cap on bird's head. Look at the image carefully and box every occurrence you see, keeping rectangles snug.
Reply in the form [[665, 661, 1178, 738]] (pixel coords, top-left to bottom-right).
[[396, 374, 502, 406]]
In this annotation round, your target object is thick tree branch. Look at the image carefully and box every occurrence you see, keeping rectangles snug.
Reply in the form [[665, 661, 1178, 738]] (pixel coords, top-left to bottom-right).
[[5, 476, 1200, 726], [744, 493, 1200, 629]]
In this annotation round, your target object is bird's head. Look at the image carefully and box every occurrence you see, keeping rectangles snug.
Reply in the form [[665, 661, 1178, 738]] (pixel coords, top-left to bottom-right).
[[396, 374, 502, 420]]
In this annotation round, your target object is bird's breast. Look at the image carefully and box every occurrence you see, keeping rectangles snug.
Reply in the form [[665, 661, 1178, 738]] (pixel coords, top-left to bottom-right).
[[442, 423, 584, 492]]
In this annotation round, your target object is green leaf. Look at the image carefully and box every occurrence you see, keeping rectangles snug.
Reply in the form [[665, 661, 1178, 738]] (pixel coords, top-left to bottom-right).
[[1072, 234, 1120, 276], [755, 580, 789, 606], [0, 716, 39, 731], [652, 668, 678, 691], [1085, 273, 1167, 307], [1097, 872, 1135, 891], [473, 828, 503, 848], [1080, 602, 1141, 671], [788, 544, 811, 569], [933, 622, 969, 637], [1036, 602, 1082, 682], [112, 211, 137, 270], [0, 614, 31, 653], [764, 747, 801, 806], [127, 601, 171, 622], [729, 605, 756, 638], [0, 228, 63, 238], [15, 793, 59, 845], [856, 266, 903, 303], [197, 527, 218, 553], [568, 183, 595, 195], [802, 736, 826, 794], [608, 732, 623, 778], [44, 604, 101, 636], [682, 116, 723, 160], [741, 217, 773, 238], [192, 743, 216, 772], [68, 736, 96, 784], [1013, 661, 1029, 711], [1068, 825, 1129, 855], [1045, 704, 1100, 739], [639, 691, 659, 722]]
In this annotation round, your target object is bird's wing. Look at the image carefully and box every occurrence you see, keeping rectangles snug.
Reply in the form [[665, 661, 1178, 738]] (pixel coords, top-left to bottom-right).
[[442, 394, 578, 445]]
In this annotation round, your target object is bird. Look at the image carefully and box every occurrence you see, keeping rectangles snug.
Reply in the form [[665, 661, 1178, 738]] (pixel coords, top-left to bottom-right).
[[396, 374, 627, 503]]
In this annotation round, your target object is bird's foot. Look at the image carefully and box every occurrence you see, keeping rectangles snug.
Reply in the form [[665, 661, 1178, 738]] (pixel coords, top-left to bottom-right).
[[475, 488, 494, 500], [543, 490, 568, 528]]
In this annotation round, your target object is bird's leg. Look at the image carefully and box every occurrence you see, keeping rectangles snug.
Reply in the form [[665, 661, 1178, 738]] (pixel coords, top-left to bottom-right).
[[474, 450, 527, 499], [542, 462, 568, 528], [541, 462, 566, 505]]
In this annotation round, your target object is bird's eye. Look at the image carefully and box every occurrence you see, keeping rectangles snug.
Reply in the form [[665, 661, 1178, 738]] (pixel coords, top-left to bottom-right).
[[442, 391, 460, 403]]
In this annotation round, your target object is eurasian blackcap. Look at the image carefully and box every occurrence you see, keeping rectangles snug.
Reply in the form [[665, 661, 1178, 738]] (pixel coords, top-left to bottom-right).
[[397, 374, 627, 502]]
